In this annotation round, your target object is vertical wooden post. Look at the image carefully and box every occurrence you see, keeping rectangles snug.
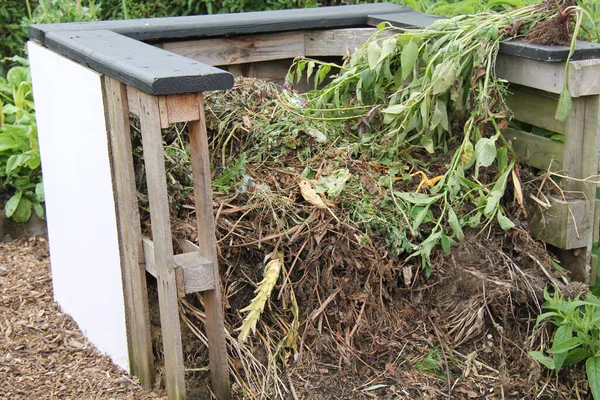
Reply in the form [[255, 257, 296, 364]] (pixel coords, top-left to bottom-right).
[[189, 93, 231, 400], [132, 89, 187, 400], [562, 95, 600, 281], [103, 77, 154, 388]]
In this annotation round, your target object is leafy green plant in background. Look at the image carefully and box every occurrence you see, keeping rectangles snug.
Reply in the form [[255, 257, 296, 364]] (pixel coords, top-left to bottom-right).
[[0, 0, 34, 67], [0, 56, 44, 223], [22, 0, 101, 27], [530, 289, 600, 400]]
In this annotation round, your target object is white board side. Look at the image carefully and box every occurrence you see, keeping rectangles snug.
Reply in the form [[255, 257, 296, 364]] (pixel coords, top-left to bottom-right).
[[27, 42, 129, 372]]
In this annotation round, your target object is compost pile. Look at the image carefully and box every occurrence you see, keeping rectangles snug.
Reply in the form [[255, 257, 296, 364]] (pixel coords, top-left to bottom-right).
[[133, 1, 590, 398]]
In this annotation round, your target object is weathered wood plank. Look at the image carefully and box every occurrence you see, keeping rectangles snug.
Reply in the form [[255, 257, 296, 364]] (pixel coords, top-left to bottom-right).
[[133, 90, 186, 400], [103, 76, 154, 388], [30, 3, 408, 44], [529, 197, 594, 251], [158, 93, 201, 128], [497, 54, 600, 97], [501, 127, 563, 171], [45, 29, 234, 95], [505, 86, 565, 135], [189, 95, 231, 400], [304, 28, 378, 56], [143, 237, 216, 294], [162, 31, 304, 66]]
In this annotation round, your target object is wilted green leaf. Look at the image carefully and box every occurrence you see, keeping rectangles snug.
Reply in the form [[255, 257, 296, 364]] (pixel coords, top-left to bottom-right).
[[401, 39, 419, 80], [447, 207, 464, 240], [316, 169, 351, 198], [395, 191, 443, 206], [555, 86, 572, 122], [367, 41, 381, 71], [474, 137, 497, 169], [433, 61, 457, 94], [497, 212, 514, 230]]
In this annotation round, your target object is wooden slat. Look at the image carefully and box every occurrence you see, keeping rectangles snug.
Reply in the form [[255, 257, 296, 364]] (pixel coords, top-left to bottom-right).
[[162, 31, 305, 66], [103, 76, 154, 388], [304, 28, 378, 57], [501, 127, 563, 171], [506, 86, 565, 135], [529, 197, 593, 250], [143, 237, 216, 294], [158, 93, 201, 128], [497, 53, 600, 97], [189, 95, 231, 400], [133, 90, 186, 400]]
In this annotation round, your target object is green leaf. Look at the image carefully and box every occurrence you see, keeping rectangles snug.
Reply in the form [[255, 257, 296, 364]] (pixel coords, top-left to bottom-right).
[[378, 37, 397, 66], [564, 348, 590, 367], [411, 206, 430, 231], [395, 192, 443, 206], [35, 182, 45, 202], [553, 325, 573, 373], [484, 170, 510, 217], [441, 232, 452, 254], [306, 61, 315, 82], [587, 357, 600, 400], [447, 207, 464, 240], [436, 99, 449, 131], [555, 86, 572, 122], [367, 41, 381, 71], [497, 146, 508, 174], [547, 337, 582, 354], [6, 66, 30, 88], [401, 39, 419, 80], [5, 191, 31, 223], [474, 137, 497, 169], [529, 351, 555, 370], [383, 104, 408, 115], [536, 311, 560, 325], [420, 135, 435, 154], [5, 191, 22, 218], [433, 61, 457, 94], [315, 169, 351, 199], [33, 203, 45, 220], [497, 212, 514, 230]]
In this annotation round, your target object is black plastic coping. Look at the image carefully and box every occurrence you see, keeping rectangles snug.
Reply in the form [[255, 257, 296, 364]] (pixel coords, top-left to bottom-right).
[[368, 12, 600, 62], [29, 3, 408, 95]]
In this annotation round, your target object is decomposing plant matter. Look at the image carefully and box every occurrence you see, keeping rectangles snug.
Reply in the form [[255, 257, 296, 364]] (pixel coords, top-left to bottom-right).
[[131, 2, 591, 398]]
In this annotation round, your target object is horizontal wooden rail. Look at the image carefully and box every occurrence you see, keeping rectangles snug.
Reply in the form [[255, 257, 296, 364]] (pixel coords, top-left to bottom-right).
[[45, 30, 233, 95], [143, 237, 215, 295], [501, 127, 563, 171], [161, 28, 380, 66]]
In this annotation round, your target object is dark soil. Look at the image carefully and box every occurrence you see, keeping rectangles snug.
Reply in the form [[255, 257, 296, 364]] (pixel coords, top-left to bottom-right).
[[526, 0, 577, 46]]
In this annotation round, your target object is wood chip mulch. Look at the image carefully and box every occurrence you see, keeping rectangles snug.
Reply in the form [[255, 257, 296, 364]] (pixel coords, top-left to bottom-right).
[[0, 236, 165, 400]]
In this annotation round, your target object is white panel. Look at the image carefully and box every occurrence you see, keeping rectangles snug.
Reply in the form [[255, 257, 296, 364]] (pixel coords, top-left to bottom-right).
[[28, 42, 129, 372]]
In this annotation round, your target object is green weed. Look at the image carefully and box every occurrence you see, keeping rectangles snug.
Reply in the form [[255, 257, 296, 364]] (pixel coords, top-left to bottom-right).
[[0, 56, 43, 222], [530, 289, 600, 400]]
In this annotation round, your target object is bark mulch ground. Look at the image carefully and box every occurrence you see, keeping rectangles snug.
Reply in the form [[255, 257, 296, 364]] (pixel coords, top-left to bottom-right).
[[0, 236, 164, 400]]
